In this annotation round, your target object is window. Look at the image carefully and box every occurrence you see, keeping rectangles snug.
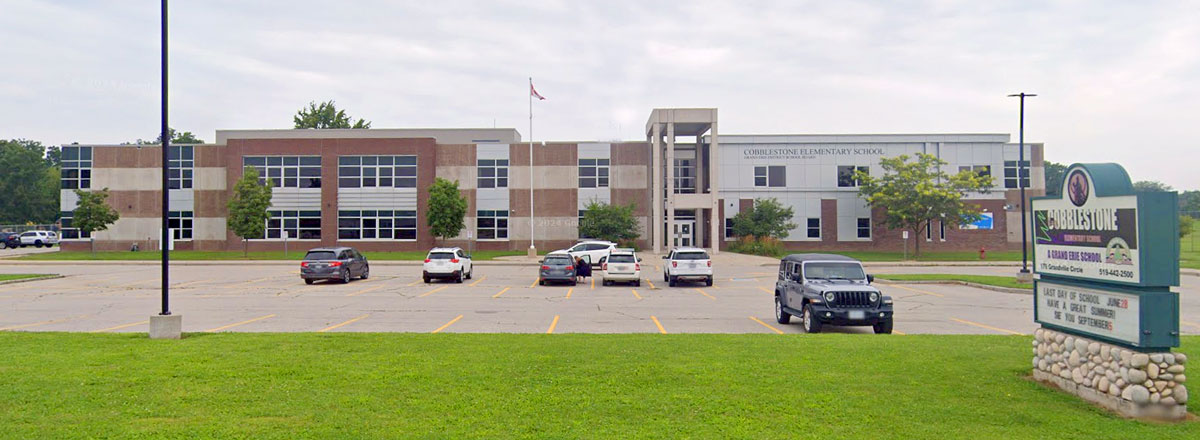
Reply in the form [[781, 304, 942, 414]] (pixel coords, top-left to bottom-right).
[[478, 159, 509, 189], [1004, 160, 1031, 189], [337, 210, 417, 240], [958, 165, 991, 178], [673, 159, 694, 193], [337, 155, 416, 189], [857, 218, 871, 239], [939, 221, 946, 241], [724, 217, 736, 239], [168, 211, 193, 240], [168, 146, 193, 189], [59, 211, 90, 239], [925, 222, 933, 241], [477, 210, 509, 240], [806, 218, 820, 238], [754, 165, 785, 187], [578, 158, 610, 188], [263, 210, 321, 240], [60, 146, 92, 190], [243, 156, 322, 188], [837, 165, 869, 187]]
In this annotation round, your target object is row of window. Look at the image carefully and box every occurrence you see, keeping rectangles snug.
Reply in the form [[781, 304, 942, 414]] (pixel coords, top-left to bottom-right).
[[61, 146, 92, 189], [243, 156, 323, 188], [724, 217, 871, 239], [339, 156, 418, 188], [338, 210, 418, 240]]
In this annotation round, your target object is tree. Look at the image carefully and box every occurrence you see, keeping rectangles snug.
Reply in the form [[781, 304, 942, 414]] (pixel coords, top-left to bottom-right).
[[426, 178, 467, 245], [1180, 190, 1200, 215], [855, 153, 993, 257], [579, 201, 640, 244], [731, 198, 797, 239], [1133, 180, 1173, 192], [1044, 161, 1067, 196], [71, 188, 120, 255], [0, 139, 59, 224], [226, 166, 273, 256], [1180, 215, 1195, 239], [130, 128, 205, 145], [293, 100, 371, 129]]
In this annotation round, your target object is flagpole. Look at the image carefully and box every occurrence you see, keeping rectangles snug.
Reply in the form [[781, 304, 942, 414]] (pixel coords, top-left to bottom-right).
[[528, 77, 535, 254]]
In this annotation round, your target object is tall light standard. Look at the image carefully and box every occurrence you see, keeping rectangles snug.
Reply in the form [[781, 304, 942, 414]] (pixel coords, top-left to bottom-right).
[[1008, 92, 1036, 280], [150, 0, 181, 339]]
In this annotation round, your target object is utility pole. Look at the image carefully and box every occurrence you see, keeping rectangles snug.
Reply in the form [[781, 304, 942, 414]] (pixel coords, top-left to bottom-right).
[[150, 0, 181, 339], [1008, 92, 1037, 281]]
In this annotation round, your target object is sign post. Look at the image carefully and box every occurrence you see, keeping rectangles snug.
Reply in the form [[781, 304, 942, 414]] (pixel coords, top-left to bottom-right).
[[1029, 163, 1185, 420], [902, 230, 909, 260]]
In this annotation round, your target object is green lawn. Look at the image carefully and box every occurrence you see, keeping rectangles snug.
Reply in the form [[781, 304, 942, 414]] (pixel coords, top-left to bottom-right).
[[0, 333, 1195, 438], [735, 249, 1024, 262], [875, 274, 1033, 290], [1182, 231, 1199, 270], [14, 249, 527, 261], [0, 274, 54, 282]]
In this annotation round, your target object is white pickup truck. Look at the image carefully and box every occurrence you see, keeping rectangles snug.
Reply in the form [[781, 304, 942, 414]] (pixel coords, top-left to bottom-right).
[[662, 247, 713, 287]]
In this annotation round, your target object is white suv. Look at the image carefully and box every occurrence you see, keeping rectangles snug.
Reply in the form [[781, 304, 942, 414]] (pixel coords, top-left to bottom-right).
[[566, 240, 616, 266], [601, 248, 641, 286], [19, 231, 59, 248], [423, 247, 473, 283], [663, 247, 713, 287]]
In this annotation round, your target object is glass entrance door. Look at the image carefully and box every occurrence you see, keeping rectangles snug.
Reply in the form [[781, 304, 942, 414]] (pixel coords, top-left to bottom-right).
[[672, 220, 695, 247]]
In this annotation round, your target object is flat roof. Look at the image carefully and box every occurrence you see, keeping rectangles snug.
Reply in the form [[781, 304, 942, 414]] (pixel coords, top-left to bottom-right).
[[709, 133, 1012, 144], [215, 128, 522, 145]]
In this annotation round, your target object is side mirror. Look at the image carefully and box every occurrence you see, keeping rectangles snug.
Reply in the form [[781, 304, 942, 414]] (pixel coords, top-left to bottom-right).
[[538, 259, 544, 264], [867, 274, 875, 283], [465, 254, 472, 259], [637, 257, 643, 262], [661, 255, 669, 259]]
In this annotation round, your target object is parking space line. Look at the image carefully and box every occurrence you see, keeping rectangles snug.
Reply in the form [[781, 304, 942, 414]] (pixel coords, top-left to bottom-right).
[[950, 318, 1024, 335], [419, 285, 449, 298], [646, 279, 657, 289], [880, 282, 945, 298], [229, 276, 273, 288], [406, 279, 422, 287], [432, 314, 463, 333], [748, 316, 783, 334], [693, 288, 716, 300], [0, 315, 82, 331], [590, 277, 595, 290], [319, 314, 369, 332], [90, 320, 148, 333], [347, 284, 388, 297], [205, 314, 276, 332], [631, 288, 642, 300], [530, 279, 539, 288], [565, 287, 573, 299], [492, 287, 511, 298], [757, 286, 774, 294], [469, 276, 487, 287], [651, 315, 666, 334], [1180, 320, 1200, 330], [893, 330, 907, 335], [547, 315, 560, 334]]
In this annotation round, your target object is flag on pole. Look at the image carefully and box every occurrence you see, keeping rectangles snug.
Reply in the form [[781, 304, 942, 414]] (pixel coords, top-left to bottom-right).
[[530, 82, 546, 100]]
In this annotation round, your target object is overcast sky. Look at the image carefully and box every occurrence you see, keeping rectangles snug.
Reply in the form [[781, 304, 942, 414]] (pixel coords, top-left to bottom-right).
[[2, 1, 1197, 188]]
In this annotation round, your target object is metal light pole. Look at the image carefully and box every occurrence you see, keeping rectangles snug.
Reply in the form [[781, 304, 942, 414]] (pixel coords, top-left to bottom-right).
[[1008, 92, 1036, 277], [160, 0, 171, 316]]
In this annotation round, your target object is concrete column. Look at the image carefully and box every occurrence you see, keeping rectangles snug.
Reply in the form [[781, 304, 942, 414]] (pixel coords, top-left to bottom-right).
[[709, 119, 719, 254], [666, 121, 675, 251], [651, 124, 662, 254]]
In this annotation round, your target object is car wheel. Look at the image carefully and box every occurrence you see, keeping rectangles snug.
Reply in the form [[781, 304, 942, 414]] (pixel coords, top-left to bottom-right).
[[705, 276, 713, 287], [570, 279, 577, 286], [304, 279, 314, 285], [873, 320, 894, 334], [423, 276, 431, 284], [775, 295, 791, 324], [634, 280, 641, 287], [465, 267, 472, 280], [341, 269, 351, 284], [539, 279, 545, 286], [663, 272, 669, 282], [361, 265, 369, 279], [455, 272, 463, 283], [34, 240, 43, 248], [668, 276, 676, 287], [802, 303, 822, 334]]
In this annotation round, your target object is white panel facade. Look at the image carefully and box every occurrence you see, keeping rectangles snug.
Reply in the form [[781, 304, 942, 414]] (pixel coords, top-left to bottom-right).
[[169, 189, 194, 212], [336, 188, 418, 210], [273, 188, 323, 210]]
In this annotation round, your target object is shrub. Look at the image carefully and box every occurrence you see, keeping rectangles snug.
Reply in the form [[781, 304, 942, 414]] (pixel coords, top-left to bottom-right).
[[727, 235, 784, 258]]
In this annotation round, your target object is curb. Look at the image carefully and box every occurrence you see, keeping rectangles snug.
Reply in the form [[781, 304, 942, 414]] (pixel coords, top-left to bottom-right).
[[0, 274, 63, 286], [877, 279, 1031, 294]]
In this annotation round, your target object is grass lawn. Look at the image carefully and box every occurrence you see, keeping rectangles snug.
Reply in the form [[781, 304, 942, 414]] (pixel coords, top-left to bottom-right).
[[735, 249, 1024, 262], [875, 273, 1033, 290], [0, 274, 54, 282], [0, 333, 1195, 438], [1182, 231, 1199, 270], [14, 249, 527, 261]]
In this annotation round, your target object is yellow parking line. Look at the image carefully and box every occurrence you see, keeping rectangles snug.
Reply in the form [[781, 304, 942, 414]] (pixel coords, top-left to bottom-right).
[[950, 318, 1024, 335], [492, 287, 511, 298], [693, 288, 716, 300], [346, 284, 388, 297], [565, 287, 573, 299], [547, 315, 560, 334], [406, 279, 422, 287], [880, 282, 945, 298], [173, 279, 209, 288], [229, 276, 272, 288], [469, 276, 487, 287], [748, 316, 783, 334], [419, 285, 449, 298], [757, 286, 774, 294], [654, 265, 661, 272], [530, 279, 539, 288], [647, 279, 657, 289], [893, 330, 907, 335], [1180, 320, 1200, 330], [206, 314, 276, 332], [90, 320, 148, 333], [0, 315, 81, 331], [432, 314, 463, 333], [631, 288, 642, 300], [319, 314, 369, 332], [651, 315, 666, 334], [590, 277, 595, 290]]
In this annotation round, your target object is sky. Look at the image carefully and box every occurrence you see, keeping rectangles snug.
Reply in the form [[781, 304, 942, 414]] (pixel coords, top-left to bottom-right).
[[1, 0, 1198, 188]]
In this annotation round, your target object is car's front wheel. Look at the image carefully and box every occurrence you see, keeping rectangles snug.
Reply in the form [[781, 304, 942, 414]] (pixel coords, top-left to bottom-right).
[[873, 320, 894, 334], [802, 303, 822, 333], [304, 279, 314, 285], [360, 265, 369, 280], [34, 240, 43, 248], [775, 295, 791, 324], [465, 266, 472, 280]]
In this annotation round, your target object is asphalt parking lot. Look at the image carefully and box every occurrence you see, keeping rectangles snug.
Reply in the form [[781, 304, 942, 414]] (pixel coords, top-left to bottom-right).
[[2, 255, 1198, 335]]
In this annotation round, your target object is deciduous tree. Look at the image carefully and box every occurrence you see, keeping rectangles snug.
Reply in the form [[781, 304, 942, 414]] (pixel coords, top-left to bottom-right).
[[426, 178, 467, 245], [731, 198, 797, 239], [72, 188, 120, 255], [226, 166, 273, 256], [293, 100, 371, 129], [579, 201, 640, 244], [1044, 161, 1067, 196], [0, 139, 59, 224]]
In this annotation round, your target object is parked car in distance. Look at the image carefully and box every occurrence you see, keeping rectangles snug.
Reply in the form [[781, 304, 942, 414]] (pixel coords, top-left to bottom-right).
[[0, 232, 20, 249], [423, 247, 473, 283], [300, 247, 369, 284], [663, 247, 713, 287], [18, 230, 59, 248], [539, 251, 577, 286], [772, 253, 893, 334], [566, 240, 616, 266], [601, 248, 641, 286]]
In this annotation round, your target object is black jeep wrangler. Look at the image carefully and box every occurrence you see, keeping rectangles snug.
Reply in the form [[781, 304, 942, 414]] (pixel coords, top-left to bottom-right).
[[773, 253, 894, 334]]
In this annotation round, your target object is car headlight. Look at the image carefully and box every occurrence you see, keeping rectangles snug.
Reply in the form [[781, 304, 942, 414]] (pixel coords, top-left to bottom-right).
[[823, 291, 835, 303], [869, 292, 879, 303]]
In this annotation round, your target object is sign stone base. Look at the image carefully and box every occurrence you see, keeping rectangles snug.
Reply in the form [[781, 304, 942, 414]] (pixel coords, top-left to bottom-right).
[[149, 314, 182, 340], [1033, 327, 1187, 421]]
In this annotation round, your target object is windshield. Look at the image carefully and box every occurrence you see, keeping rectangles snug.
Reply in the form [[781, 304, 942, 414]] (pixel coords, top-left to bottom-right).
[[609, 254, 636, 263], [674, 251, 709, 260], [544, 257, 573, 266], [803, 262, 866, 280], [428, 252, 455, 260], [304, 251, 337, 261]]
